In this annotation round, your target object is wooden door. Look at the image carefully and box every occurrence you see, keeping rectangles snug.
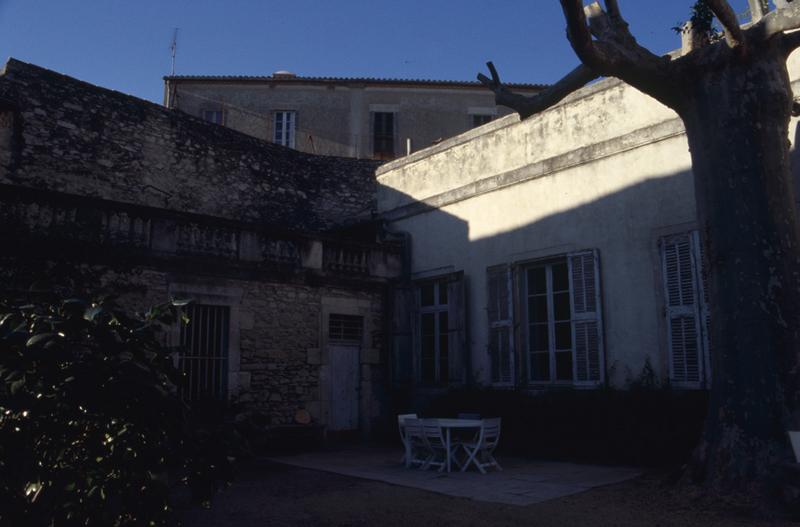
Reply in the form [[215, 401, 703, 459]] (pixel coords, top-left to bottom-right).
[[329, 344, 360, 431]]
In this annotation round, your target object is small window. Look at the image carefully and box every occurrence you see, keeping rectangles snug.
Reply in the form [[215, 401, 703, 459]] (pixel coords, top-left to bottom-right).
[[471, 114, 493, 128], [329, 314, 363, 343], [373, 112, 395, 160], [274, 111, 296, 148], [201, 109, 225, 125]]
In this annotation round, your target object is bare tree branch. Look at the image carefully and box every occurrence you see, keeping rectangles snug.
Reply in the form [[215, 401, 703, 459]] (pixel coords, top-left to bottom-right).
[[559, 0, 607, 71], [477, 62, 599, 119], [706, 0, 746, 47], [604, 0, 622, 20], [748, 2, 800, 41], [781, 29, 800, 54], [747, 0, 765, 23]]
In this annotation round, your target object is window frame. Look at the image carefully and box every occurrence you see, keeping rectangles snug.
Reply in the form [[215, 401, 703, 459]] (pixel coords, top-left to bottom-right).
[[372, 111, 396, 160], [273, 110, 297, 148], [519, 250, 605, 388], [416, 278, 450, 386], [201, 109, 225, 126]]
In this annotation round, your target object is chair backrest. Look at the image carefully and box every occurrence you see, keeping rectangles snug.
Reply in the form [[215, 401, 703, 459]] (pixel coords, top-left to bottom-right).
[[457, 413, 481, 420], [404, 418, 426, 445], [421, 419, 446, 447], [480, 418, 502, 448], [398, 413, 418, 424]]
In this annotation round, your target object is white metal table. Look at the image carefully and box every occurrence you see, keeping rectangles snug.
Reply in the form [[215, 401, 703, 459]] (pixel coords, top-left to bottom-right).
[[431, 418, 483, 472]]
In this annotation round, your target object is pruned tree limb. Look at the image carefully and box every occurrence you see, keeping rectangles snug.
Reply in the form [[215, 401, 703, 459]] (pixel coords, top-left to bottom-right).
[[477, 62, 599, 119], [604, 0, 622, 20], [555, 1, 680, 108], [559, 0, 607, 71], [781, 29, 800, 54], [749, 1, 800, 41], [706, 0, 746, 47], [747, 0, 766, 23]]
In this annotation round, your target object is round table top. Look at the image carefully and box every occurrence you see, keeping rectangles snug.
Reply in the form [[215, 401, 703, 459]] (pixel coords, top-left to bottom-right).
[[424, 418, 483, 428]]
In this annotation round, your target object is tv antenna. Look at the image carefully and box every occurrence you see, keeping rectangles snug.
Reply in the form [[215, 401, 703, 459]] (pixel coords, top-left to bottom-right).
[[170, 28, 179, 76]]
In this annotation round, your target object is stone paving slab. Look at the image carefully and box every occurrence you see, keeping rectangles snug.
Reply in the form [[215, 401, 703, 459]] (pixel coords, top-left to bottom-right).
[[267, 445, 641, 506]]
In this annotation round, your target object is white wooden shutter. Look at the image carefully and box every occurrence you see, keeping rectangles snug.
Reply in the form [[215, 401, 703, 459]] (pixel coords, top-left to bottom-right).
[[661, 233, 704, 387], [447, 273, 466, 384], [691, 231, 712, 385], [487, 265, 514, 385], [568, 250, 605, 386]]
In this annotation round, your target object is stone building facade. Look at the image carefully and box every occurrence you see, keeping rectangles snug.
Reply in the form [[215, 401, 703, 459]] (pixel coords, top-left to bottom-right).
[[0, 58, 402, 435], [163, 73, 543, 159]]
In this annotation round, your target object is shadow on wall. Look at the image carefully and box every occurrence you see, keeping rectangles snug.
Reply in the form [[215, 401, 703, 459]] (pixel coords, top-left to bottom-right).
[[379, 163, 712, 415]]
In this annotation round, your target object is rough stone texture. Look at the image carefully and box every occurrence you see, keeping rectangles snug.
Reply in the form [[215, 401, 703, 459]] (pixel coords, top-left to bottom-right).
[[0, 58, 381, 233], [0, 58, 398, 435], [0, 257, 386, 430]]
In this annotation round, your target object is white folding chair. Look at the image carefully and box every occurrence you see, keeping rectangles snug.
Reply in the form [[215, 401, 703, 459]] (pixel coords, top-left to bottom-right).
[[403, 418, 431, 469], [421, 419, 462, 472], [397, 413, 418, 466], [460, 418, 502, 474]]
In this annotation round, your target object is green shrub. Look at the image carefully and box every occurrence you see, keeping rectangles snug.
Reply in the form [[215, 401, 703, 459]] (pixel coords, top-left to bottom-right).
[[0, 295, 237, 526]]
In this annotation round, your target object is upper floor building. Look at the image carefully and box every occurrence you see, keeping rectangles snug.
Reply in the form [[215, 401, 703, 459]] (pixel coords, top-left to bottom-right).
[[163, 72, 543, 159]]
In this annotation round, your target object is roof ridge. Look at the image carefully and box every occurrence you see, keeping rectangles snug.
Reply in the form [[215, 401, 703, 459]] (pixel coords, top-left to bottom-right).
[[163, 73, 546, 88]]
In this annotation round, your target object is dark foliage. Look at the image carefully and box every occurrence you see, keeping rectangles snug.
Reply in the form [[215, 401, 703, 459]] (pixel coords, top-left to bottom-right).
[[421, 385, 708, 468], [0, 294, 240, 526]]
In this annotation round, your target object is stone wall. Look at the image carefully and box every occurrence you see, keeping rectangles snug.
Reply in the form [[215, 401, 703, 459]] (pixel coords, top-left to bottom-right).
[[0, 58, 400, 436], [0, 258, 387, 431], [0, 59, 381, 233]]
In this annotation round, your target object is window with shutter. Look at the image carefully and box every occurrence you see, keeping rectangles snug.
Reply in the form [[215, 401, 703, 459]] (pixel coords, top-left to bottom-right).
[[487, 265, 514, 385], [522, 251, 604, 386], [568, 250, 605, 385], [660, 232, 710, 388], [414, 273, 465, 386]]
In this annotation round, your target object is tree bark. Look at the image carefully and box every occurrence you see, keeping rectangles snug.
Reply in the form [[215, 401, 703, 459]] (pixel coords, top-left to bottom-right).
[[676, 39, 800, 496]]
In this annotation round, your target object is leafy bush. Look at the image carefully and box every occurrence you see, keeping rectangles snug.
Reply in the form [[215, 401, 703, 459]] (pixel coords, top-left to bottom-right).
[[0, 295, 238, 526]]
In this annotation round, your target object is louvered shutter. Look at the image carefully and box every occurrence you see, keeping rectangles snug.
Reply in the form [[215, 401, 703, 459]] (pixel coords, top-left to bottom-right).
[[691, 231, 712, 385], [487, 265, 514, 385], [568, 250, 605, 385], [447, 273, 466, 384], [661, 233, 704, 387], [390, 285, 414, 383]]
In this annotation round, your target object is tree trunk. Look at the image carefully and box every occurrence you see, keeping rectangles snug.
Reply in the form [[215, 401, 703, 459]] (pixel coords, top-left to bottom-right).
[[678, 40, 800, 496]]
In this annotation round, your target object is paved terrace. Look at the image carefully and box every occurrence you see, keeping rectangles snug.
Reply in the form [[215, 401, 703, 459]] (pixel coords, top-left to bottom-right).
[[268, 445, 641, 506]]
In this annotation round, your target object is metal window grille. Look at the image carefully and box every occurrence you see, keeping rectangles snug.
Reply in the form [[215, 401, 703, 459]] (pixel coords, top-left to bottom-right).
[[179, 304, 230, 402], [329, 314, 363, 343]]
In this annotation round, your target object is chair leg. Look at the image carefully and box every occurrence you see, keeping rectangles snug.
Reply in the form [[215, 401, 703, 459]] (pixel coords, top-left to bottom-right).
[[461, 444, 479, 473]]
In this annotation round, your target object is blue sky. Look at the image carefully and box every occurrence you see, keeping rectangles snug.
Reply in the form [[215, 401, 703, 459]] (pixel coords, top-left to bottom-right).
[[0, 1, 752, 104]]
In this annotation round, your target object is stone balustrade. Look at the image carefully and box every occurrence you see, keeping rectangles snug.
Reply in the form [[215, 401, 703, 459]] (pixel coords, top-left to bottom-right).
[[0, 184, 402, 280]]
